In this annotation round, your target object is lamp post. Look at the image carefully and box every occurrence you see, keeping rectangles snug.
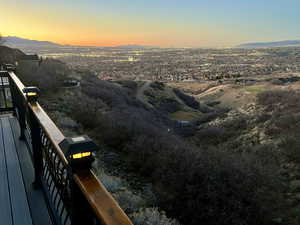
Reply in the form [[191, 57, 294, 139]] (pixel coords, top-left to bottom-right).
[[23, 87, 40, 102], [59, 135, 98, 171], [59, 135, 98, 225]]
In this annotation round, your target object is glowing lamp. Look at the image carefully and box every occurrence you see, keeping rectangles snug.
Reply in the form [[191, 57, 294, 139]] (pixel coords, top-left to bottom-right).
[[59, 135, 98, 170], [23, 87, 40, 102]]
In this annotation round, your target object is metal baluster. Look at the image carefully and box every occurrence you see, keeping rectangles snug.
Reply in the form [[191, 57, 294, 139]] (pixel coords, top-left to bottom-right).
[[8, 76, 17, 116], [28, 107, 43, 188], [0, 75, 8, 109], [16, 88, 27, 140]]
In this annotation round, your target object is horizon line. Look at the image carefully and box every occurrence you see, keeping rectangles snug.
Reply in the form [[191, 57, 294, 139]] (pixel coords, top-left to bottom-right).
[[3, 35, 300, 49]]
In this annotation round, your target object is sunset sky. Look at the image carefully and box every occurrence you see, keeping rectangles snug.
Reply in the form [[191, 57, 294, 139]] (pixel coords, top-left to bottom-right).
[[1, 0, 300, 47]]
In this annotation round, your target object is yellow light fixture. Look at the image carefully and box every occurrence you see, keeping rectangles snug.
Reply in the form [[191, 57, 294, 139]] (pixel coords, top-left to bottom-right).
[[72, 152, 91, 159], [59, 135, 98, 171], [23, 87, 40, 102], [27, 92, 37, 97]]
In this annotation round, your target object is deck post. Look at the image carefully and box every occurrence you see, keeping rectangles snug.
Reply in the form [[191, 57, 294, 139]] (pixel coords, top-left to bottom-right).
[[18, 99, 26, 140], [59, 136, 98, 225], [8, 75, 17, 117], [15, 85, 26, 140], [28, 107, 43, 188]]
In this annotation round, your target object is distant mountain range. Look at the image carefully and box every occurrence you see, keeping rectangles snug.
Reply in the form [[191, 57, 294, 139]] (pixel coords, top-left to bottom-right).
[[237, 40, 300, 48], [3, 36, 156, 49], [5, 36, 300, 49], [4, 36, 61, 47]]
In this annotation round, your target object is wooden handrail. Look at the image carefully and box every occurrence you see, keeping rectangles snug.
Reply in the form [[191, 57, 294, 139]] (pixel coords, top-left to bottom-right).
[[8, 71, 26, 96], [7, 71, 134, 225], [30, 103, 68, 166], [9, 71, 68, 165], [75, 170, 134, 225]]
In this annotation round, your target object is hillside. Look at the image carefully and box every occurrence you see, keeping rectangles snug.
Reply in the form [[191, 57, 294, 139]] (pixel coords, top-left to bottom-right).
[[16, 60, 283, 225], [6, 44, 300, 225], [0, 45, 25, 64]]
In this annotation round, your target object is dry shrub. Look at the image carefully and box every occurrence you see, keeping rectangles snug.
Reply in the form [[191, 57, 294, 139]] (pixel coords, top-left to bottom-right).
[[257, 89, 300, 164], [279, 135, 300, 163], [152, 146, 282, 225], [130, 208, 180, 225], [17, 58, 68, 93], [65, 76, 284, 225], [114, 190, 147, 214], [257, 89, 299, 112], [123, 126, 282, 225], [173, 88, 199, 109]]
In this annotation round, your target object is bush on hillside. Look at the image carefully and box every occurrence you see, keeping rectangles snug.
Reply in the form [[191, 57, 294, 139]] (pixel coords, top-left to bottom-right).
[[114, 191, 147, 214], [68, 76, 283, 225], [124, 124, 282, 225], [130, 208, 180, 225], [17, 58, 68, 93], [115, 80, 138, 94], [257, 89, 299, 112], [69, 94, 105, 129], [257, 89, 300, 164], [150, 81, 165, 90], [257, 89, 300, 136], [279, 135, 300, 163], [82, 75, 144, 108], [173, 88, 200, 110], [16, 55, 286, 225], [195, 127, 230, 145]]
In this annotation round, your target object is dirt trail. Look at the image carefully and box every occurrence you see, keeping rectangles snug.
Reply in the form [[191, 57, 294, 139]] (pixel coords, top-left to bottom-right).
[[136, 81, 152, 107]]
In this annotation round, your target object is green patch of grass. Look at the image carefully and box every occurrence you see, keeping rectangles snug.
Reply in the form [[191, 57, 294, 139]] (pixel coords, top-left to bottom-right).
[[171, 110, 202, 121], [243, 85, 266, 94]]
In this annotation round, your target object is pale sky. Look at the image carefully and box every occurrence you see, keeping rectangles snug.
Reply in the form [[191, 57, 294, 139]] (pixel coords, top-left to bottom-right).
[[1, 0, 300, 47]]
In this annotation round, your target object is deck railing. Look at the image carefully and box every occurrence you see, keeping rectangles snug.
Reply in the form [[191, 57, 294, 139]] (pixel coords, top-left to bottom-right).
[[0, 69, 134, 225], [0, 71, 14, 112]]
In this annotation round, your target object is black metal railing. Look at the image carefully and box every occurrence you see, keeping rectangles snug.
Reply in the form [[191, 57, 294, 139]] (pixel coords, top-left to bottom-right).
[[0, 71, 13, 112], [1, 70, 133, 225], [40, 127, 71, 225], [7, 70, 73, 225]]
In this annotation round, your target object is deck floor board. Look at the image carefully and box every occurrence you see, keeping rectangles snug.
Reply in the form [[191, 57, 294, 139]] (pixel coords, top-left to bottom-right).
[[0, 115, 53, 225], [9, 117, 54, 225], [0, 116, 13, 225], [2, 117, 33, 225]]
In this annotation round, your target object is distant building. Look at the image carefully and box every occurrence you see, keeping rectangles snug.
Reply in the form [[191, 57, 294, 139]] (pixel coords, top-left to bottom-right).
[[17, 54, 40, 68]]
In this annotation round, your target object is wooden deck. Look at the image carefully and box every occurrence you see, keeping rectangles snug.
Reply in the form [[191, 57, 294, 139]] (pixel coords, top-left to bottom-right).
[[0, 114, 53, 225]]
